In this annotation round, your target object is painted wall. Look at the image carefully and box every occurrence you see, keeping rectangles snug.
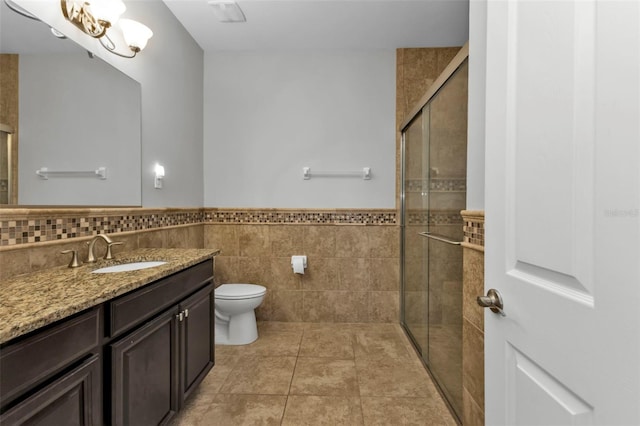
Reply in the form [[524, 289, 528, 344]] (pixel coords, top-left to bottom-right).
[[15, 0, 205, 207], [203, 50, 396, 208], [466, 0, 487, 210]]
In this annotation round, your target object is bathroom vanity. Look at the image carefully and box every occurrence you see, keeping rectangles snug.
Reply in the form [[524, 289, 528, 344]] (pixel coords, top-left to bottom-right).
[[0, 248, 219, 425]]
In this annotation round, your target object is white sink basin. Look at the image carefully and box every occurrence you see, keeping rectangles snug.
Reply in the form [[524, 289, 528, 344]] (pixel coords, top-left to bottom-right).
[[92, 261, 167, 274]]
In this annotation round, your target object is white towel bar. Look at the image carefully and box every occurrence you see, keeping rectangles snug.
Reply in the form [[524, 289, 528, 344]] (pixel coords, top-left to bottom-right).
[[302, 167, 371, 180], [36, 167, 107, 180]]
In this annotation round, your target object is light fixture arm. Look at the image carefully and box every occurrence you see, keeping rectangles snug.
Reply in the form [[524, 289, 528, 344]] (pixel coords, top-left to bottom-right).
[[98, 35, 137, 58], [61, 0, 108, 38]]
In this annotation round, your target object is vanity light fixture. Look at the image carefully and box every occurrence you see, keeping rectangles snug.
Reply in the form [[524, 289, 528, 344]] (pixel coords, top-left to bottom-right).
[[154, 163, 165, 189], [61, 0, 152, 58], [208, 1, 246, 23]]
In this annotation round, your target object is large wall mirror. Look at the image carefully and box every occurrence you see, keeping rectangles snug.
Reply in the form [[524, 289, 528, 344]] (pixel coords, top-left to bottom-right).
[[0, 0, 142, 206]]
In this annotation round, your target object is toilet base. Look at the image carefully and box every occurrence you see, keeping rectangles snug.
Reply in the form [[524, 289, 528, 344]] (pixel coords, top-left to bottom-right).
[[215, 309, 259, 345]]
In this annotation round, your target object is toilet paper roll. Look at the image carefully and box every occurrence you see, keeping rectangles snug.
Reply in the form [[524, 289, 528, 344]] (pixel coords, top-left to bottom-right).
[[291, 255, 306, 274]]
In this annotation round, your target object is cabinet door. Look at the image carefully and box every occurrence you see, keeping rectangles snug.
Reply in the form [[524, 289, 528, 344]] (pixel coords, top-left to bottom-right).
[[0, 354, 101, 426], [110, 308, 179, 426], [179, 283, 214, 403]]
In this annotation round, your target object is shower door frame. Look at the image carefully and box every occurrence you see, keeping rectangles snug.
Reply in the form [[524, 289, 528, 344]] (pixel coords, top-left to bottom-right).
[[399, 43, 469, 424]]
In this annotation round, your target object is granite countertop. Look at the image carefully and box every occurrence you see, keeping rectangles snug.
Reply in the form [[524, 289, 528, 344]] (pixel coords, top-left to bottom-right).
[[0, 248, 220, 345]]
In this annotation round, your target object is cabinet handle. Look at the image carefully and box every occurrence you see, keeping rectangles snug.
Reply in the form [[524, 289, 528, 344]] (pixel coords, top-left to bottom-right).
[[177, 312, 184, 322], [184, 309, 189, 318]]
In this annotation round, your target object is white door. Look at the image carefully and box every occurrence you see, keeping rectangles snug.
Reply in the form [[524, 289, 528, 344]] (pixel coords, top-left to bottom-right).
[[484, 1, 640, 425]]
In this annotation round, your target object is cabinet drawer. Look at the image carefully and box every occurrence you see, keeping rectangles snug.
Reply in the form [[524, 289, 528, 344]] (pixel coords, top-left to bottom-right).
[[0, 307, 101, 405], [0, 354, 101, 426], [108, 259, 213, 338]]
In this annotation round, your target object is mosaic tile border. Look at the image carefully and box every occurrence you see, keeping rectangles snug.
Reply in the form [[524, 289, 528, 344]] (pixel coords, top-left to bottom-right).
[[203, 210, 397, 225], [0, 208, 398, 247], [405, 178, 466, 193], [461, 210, 485, 248], [405, 210, 463, 226]]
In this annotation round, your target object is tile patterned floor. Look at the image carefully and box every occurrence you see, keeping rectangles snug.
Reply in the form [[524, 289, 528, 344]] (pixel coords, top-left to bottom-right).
[[169, 322, 457, 425]]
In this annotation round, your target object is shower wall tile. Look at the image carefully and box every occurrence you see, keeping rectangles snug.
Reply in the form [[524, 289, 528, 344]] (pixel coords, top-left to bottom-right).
[[369, 291, 399, 323], [396, 46, 463, 210], [370, 258, 400, 291], [463, 387, 485, 426], [461, 210, 485, 426], [463, 319, 485, 410], [463, 247, 485, 331]]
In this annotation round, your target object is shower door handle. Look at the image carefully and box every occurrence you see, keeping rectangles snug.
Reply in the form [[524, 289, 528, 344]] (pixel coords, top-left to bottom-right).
[[418, 232, 462, 246], [477, 289, 506, 317]]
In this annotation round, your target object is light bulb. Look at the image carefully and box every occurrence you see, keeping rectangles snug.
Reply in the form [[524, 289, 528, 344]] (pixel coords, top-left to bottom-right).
[[119, 19, 153, 52]]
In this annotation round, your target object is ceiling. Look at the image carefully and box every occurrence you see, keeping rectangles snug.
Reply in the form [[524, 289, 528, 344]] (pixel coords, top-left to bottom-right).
[[163, 0, 469, 52]]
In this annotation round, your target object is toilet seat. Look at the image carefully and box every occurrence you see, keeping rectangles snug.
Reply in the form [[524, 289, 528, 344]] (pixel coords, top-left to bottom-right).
[[215, 284, 266, 300]]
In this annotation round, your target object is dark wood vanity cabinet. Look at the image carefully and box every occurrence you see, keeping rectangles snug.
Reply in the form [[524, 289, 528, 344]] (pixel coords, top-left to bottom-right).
[[179, 285, 215, 402], [110, 307, 180, 426], [1, 354, 102, 426], [0, 258, 214, 426], [107, 259, 214, 426], [109, 284, 214, 426], [0, 307, 102, 425]]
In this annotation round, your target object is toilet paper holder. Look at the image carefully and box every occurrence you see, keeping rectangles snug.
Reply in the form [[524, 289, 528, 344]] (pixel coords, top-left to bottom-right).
[[291, 255, 307, 274]]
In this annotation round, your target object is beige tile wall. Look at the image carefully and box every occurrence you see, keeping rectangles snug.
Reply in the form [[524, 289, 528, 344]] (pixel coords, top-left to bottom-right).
[[1, 208, 399, 324], [204, 224, 400, 323], [396, 47, 462, 210], [0, 224, 204, 280], [462, 210, 485, 425]]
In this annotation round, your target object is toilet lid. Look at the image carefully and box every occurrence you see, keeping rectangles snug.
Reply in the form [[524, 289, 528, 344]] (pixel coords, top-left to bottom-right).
[[215, 284, 266, 300]]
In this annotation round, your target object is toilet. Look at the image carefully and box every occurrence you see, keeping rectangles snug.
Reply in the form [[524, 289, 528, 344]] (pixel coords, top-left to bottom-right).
[[214, 284, 266, 345]]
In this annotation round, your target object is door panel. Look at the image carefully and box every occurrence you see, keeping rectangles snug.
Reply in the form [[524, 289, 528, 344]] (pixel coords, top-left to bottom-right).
[[485, 0, 640, 424], [507, 345, 593, 426]]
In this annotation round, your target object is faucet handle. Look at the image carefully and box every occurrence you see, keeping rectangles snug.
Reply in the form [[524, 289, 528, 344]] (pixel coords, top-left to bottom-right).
[[61, 250, 81, 268], [105, 241, 124, 260]]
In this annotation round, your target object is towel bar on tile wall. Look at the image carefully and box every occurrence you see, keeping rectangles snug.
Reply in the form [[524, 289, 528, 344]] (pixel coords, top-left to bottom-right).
[[36, 167, 108, 180], [418, 232, 462, 246], [302, 167, 371, 180]]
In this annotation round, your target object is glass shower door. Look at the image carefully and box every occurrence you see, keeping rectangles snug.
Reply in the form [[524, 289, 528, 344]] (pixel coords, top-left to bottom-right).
[[401, 108, 430, 355], [425, 60, 468, 417], [401, 58, 468, 422]]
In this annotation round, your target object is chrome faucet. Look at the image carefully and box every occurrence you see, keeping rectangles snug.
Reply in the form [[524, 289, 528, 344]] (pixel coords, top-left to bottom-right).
[[86, 234, 123, 263]]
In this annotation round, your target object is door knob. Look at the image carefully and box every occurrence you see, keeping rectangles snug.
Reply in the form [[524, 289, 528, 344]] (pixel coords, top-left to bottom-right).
[[477, 289, 506, 316]]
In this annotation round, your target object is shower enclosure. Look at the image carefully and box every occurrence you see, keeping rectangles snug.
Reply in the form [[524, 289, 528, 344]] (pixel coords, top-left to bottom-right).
[[400, 51, 468, 422]]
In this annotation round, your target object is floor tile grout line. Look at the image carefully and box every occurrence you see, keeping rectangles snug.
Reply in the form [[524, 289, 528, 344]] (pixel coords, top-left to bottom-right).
[[350, 331, 367, 424], [280, 327, 305, 425]]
